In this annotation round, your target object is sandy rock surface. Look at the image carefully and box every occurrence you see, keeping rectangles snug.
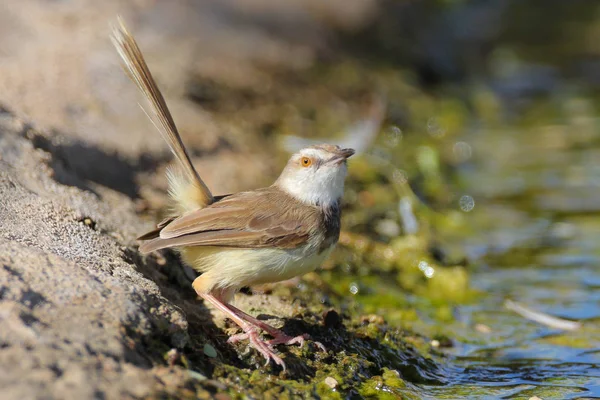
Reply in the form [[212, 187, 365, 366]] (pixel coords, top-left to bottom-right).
[[0, 111, 188, 398], [0, 1, 378, 398]]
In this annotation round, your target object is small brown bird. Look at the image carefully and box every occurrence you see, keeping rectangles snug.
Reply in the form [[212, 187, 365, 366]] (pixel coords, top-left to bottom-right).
[[111, 19, 353, 369]]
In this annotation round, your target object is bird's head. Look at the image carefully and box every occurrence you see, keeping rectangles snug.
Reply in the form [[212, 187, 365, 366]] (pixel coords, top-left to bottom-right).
[[275, 144, 354, 206]]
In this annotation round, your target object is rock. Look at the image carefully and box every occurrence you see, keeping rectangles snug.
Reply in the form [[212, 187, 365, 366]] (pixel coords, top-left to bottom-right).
[[203, 344, 217, 359], [0, 110, 190, 398], [324, 376, 338, 389]]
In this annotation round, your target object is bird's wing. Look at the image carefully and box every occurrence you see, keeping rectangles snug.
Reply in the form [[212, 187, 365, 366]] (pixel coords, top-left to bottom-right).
[[136, 194, 234, 240], [138, 189, 317, 254]]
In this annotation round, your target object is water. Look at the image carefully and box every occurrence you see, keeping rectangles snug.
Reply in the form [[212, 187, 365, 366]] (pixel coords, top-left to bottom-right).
[[424, 104, 600, 398]]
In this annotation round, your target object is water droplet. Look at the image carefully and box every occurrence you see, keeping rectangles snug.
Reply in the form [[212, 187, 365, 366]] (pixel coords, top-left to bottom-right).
[[383, 247, 395, 260], [459, 195, 475, 212], [453, 141, 472, 162], [349, 283, 359, 295], [424, 266, 435, 278], [384, 126, 402, 147], [418, 260, 435, 278], [427, 117, 446, 138]]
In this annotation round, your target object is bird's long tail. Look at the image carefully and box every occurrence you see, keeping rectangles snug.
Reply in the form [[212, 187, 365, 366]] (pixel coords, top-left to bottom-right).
[[111, 17, 213, 213]]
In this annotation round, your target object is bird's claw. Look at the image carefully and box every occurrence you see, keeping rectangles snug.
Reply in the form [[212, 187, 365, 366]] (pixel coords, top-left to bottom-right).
[[227, 332, 250, 344], [267, 333, 308, 347], [267, 332, 327, 352], [227, 329, 326, 370], [229, 328, 287, 370]]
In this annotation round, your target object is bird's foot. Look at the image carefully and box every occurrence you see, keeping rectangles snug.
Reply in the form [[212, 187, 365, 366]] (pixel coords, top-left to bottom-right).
[[227, 332, 251, 344], [227, 328, 286, 369], [229, 329, 326, 352], [267, 332, 307, 347], [267, 332, 327, 352]]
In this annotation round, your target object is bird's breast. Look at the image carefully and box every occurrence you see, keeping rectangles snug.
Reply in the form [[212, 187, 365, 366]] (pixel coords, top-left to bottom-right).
[[181, 240, 334, 289]]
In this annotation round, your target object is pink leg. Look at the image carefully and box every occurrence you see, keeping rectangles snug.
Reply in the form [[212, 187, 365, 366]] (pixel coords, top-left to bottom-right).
[[199, 293, 287, 369], [225, 302, 326, 352]]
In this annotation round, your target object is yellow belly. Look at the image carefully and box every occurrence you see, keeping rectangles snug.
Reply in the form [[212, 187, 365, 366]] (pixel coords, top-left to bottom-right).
[[181, 244, 333, 291]]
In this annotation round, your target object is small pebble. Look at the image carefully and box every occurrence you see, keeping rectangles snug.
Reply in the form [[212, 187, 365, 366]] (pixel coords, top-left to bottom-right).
[[324, 376, 338, 389], [165, 348, 179, 367], [431, 339, 440, 348], [360, 314, 385, 325], [475, 323, 492, 333], [375, 219, 400, 237], [432, 337, 454, 348], [203, 343, 217, 358]]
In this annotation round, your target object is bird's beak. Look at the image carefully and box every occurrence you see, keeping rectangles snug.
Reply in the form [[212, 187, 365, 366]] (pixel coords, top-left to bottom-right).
[[328, 148, 355, 164], [339, 148, 355, 159]]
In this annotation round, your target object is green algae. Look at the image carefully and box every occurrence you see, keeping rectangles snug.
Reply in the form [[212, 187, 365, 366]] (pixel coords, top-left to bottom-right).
[[358, 369, 410, 399]]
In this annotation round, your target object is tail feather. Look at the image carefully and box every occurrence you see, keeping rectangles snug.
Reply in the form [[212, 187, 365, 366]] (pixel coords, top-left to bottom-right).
[[111, 17, 213, 210]]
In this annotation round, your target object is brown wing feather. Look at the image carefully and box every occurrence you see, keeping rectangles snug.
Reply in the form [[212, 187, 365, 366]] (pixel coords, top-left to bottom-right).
[[136, 216, 175, 240], [136, 194, 233, 240], [137, 228, 162, 241], [137, 188, 318, 254], [139, 227, 309, 253], [159, 206, 246, 239]]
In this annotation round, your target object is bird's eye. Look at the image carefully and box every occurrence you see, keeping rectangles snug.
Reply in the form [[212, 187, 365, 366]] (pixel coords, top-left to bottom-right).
[[300, 156, 312, 167]]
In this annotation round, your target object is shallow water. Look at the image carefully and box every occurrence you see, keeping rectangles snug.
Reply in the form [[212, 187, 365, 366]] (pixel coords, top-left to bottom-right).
[[421, 103, 600, 398]]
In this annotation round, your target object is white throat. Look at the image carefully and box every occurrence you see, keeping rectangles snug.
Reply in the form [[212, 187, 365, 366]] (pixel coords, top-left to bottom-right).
[[276, 166, 346, 207]]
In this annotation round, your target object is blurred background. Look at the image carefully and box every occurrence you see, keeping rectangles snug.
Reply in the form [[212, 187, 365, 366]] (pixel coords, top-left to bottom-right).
[[1, 0, 600, 398]]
